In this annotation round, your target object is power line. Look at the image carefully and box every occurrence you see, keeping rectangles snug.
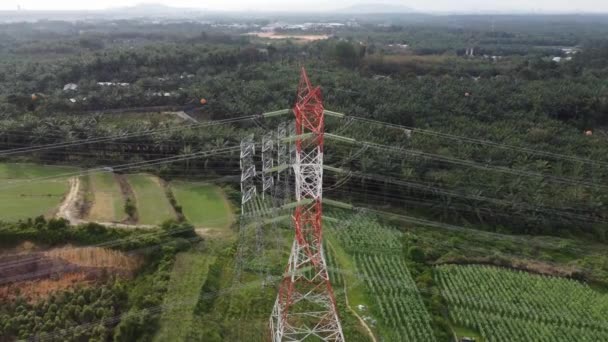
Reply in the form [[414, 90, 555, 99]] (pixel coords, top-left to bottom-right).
[[328, 198, 595, 256], [325, 133, 608, 190], [327, 110, 608, 168], [0, 146, 241, 190], [325, 166, 608, 225], [0, 115, 258, 156]]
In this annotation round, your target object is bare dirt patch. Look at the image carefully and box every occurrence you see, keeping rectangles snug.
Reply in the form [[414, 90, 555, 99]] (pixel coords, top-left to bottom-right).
[[0, 245, 142, 302], [56, 177, 81, 224], [45, 246, 142, 270], [0, 272, 89, 302]]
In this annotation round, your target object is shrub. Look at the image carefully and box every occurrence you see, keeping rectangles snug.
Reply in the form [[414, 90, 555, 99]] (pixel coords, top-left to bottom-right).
[[124, 198, 136, 219], [408, 246, 426, 263]]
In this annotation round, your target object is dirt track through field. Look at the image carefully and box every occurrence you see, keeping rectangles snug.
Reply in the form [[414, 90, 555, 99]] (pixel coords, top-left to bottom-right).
[[57, 177, 81, 224], [344, 283, 378, 342], [57, 176, 155, 229]]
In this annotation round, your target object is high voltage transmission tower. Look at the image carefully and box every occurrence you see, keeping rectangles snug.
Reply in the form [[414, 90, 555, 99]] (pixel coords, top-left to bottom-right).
[[236, 68, 343, 340], [268, 68, 344, 341]]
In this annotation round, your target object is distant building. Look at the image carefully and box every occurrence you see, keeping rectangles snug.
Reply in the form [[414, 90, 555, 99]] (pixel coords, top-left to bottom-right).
[[562, 47, 580, 55], [63, 83, 78, 91], [97, 82, 130, 87], [150, 92, 173, 97]]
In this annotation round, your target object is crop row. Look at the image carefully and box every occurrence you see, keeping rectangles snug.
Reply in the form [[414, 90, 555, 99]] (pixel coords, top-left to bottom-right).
[[324, 242, 344, 287], [437, 265, 608, 340], [450, 307, 608, 342], [355, 253, 436, 341], [327, 215, 402, 253]]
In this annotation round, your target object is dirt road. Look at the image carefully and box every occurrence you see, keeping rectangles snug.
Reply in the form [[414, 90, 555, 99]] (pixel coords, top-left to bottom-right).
[[56, 177, 155, 229], [57, 177, 81, 224], [163, 111, 198, 123]]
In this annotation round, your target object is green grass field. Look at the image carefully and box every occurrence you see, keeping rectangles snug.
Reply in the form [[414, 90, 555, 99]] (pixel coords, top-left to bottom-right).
[[0, 163, 78, 221], [170, 182, 234, 229], [126, 174, 176, 225], [87, 173, 126, 222], [155, 252, 215, 342]]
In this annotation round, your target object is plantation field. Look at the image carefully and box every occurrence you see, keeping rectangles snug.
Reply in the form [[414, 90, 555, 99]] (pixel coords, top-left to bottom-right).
[[127, 174, 176, 225], [0, 163, 78, 221], [170, 182, 234, 229], [327, 214, 436, 341], [155, 252, 215, 342], [436, 264, 608, 341], [86, 173, 126, 222], [0, 163, 235, 227]]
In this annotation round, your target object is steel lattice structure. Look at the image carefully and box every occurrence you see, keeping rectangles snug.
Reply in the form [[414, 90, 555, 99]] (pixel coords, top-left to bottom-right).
[[240, 134, 257, 212], [270, 68, 344, 342], [235, 134, 257, 284], [262, 132, 275, 198]]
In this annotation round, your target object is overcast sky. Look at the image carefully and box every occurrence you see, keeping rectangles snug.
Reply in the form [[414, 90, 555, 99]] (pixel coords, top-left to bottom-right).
[[2, 0, 608, 13]]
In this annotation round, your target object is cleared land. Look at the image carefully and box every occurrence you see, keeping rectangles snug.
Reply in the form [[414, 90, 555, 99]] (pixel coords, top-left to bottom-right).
[[0, 163, 78, 221], [170, 182, 234, 229], [155, 252, 215, 342], [436, 264, 608, 341], [0, 245, 140, 302], [87, 173, 126, 222], [127, 173, 176, 225]]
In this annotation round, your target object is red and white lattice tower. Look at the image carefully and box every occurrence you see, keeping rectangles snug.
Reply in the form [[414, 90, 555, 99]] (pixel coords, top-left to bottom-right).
[[270, 68, 344, 342]]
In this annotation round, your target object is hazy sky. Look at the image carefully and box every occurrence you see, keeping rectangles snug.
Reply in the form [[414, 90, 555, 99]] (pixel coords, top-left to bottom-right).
[[2, 0, 608, 13]]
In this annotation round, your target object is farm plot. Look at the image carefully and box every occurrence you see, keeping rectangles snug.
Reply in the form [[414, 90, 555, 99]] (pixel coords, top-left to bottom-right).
[[329, 215, 402, 253], [86, 173, 126, 222], [155, 252, 215, 342], [326, 214, 436, 341], [170, 182, 234, 229], [436, 264, 608, 342], [355, 253, 436, 341], [127, 174, 176, 225], [0, 163, 78, 221]]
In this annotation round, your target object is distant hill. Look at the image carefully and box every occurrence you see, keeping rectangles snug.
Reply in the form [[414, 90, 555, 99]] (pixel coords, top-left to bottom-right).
[[108, 3, 202, 16], [339, 2, 416, 14]]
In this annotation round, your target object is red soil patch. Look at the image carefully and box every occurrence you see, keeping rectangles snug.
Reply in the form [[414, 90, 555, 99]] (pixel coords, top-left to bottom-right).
[[0, 272, 90, 302], [0, 246, 142, 302]]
